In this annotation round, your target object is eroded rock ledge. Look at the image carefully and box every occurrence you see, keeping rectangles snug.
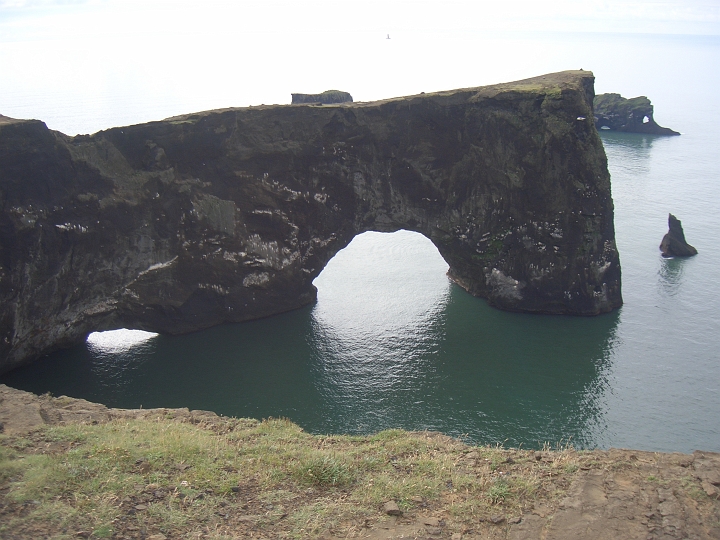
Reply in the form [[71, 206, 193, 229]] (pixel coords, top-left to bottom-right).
[[0, 71, 622, 373]]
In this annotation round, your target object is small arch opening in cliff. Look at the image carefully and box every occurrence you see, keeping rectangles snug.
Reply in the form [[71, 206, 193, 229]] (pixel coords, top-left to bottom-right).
[[86, 329, 158, 355], [311, 230, 452, 333]]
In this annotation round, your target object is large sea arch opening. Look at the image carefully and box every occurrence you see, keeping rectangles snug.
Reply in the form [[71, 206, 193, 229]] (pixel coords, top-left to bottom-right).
[[311, 229, 452, 334], [306, 229, 454, 433]]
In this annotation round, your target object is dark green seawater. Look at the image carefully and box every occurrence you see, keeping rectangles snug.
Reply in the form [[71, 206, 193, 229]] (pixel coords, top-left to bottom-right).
[[2, 30, 719, 452]]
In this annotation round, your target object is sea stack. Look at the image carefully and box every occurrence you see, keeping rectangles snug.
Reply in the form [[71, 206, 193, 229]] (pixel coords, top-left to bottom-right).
[[660, 214, 698, 257]]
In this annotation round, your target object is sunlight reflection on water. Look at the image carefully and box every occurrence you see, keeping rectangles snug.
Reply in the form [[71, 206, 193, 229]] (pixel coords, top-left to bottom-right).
[[86, 329, 158, 354]]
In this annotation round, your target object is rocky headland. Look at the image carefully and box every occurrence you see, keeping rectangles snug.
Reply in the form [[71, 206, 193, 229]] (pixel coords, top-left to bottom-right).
[[0, 71, 622, 373], [594, 93, 680, 135], [291, 90, 353, 104], [1, 385, 719, 539]]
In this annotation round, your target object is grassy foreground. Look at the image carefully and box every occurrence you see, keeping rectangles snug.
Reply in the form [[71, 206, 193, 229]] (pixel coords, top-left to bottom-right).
[[0, 415, 591, 539]]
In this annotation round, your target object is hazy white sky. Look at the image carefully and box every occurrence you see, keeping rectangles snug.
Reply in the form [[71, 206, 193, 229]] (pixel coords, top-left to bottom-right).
[[2, 0, 718, 134], [1, 0, 719, 41]]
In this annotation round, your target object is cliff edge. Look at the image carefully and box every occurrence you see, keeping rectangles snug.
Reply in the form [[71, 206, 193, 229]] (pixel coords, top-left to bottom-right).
[[0, 71, 622, 373], [1, 385, 718, 540]]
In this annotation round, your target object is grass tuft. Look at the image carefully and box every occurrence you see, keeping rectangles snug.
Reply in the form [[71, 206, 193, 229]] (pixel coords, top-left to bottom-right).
[[294, 455, 354, 488], [487, 478, 511, 503]]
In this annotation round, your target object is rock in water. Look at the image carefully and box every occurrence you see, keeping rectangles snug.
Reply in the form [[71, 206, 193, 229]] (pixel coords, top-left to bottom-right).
[[594, 93, 679, 135], [0, 71, 623, 373], [660, 214, 698, 257], [291, 90, 352, 104]]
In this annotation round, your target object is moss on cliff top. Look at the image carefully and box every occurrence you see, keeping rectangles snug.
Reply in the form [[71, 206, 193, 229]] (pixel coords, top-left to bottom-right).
[[1, 417, 570, 538], [0, 115, 26, 126], [167, 71, 593, 120], [594, 93, 651, 115]]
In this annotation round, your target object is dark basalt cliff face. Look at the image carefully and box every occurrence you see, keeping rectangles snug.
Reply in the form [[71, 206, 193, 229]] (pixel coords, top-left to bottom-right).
[[594, 93, 679, 135], [0, 71, 622, 373]]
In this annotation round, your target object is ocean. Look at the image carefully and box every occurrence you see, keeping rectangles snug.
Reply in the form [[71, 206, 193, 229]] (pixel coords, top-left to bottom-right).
[[1, 23, 718, 452]]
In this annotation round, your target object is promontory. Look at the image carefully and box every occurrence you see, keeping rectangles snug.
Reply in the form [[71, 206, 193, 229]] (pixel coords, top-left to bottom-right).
[[0, 70, 622, 373]]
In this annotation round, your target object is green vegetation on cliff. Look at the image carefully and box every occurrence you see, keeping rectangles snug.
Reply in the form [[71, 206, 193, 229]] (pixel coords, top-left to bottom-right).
[[2, 412, 718, 539], [1, 387, 719, 539], [0, 417, 559, 538]]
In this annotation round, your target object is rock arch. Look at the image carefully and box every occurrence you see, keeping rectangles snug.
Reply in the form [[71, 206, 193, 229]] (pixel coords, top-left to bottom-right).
[[0, 71, 621, 373]]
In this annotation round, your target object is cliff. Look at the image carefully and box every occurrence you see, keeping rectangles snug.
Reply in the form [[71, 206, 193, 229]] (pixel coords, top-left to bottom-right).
[[0, 70, 622, 373], [594, 93, 679, 135], [1, 385, 719, 539]]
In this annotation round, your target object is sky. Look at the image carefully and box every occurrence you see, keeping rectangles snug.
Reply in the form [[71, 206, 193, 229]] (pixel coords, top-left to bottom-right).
[[1, 0, 719, 134], [1, 0, 719, 41]]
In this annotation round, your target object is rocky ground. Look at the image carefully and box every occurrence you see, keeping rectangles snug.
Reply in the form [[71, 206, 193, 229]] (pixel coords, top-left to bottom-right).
[[1, 384, 719, 539]]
